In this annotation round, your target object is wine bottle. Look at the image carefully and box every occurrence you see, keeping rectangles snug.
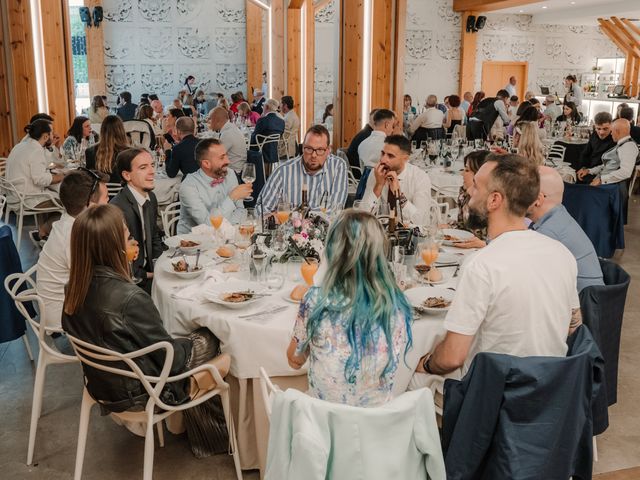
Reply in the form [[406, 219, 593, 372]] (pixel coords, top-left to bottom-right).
[[299, 183, 310, 218]]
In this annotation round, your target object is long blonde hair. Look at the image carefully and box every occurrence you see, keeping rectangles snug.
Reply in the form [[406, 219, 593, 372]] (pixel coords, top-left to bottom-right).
[[63, 204, 131, 315], [516, 121, 545, 166], [95, 115, 130, 173]]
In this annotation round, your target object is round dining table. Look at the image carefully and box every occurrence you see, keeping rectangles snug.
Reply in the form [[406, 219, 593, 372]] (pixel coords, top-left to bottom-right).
[[151, 236, 474, 476]]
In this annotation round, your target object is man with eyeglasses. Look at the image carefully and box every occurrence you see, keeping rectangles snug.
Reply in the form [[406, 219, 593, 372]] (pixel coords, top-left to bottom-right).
[[256, 124, 348, 216], [36, 168, 110, 354]]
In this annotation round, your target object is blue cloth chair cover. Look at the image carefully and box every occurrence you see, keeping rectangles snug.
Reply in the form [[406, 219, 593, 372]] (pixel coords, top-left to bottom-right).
[[0, 225, 29, 343]]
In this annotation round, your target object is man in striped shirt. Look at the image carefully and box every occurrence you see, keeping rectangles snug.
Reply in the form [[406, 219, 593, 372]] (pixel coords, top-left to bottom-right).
[[257, 124, 348, 215]]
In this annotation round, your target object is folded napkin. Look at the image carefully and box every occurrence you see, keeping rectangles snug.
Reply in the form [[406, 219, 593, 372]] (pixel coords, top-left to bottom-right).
[[172, 271, 225, 303], [191, 219, 236, 242]]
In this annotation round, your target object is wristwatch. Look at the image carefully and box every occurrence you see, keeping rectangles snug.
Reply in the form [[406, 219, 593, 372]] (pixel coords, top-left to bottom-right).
[[422, 353, 435, 374]]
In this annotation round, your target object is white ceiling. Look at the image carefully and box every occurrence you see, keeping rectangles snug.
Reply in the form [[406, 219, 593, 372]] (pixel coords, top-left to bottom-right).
[[497, 0, 640, 25]]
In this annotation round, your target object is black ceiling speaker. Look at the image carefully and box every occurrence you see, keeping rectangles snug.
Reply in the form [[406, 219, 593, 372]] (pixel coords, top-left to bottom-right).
[[475, 16, 487, 31], [93, 7, 103, 28], [79, 6, 92, 27], [466, 15, 476, 33]]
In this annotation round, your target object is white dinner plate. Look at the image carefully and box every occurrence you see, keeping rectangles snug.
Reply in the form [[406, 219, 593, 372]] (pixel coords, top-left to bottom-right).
[[282, 291, 302, 304], [404, 286, 455, 315], [162, 256, 206, 279], [434, 252, 461, 266], [164, 234, 214, 254], [202, 280, 265, 309], [441, 228, 475, 246]]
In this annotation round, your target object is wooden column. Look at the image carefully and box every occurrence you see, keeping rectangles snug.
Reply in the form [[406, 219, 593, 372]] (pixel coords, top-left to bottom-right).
[[40, 0, 74, 134], [598, 18, 640, 97], [83, 0, 105, 97], [286, 6, 302, 116], [459, 11, 478, 96], [392, 0, 407, 115], [246, 1, 263, 102], [271, 0, 285, 100], [305, 0, 314, 130], [370, 0, 393, 111], [0, 4, 13, 156]]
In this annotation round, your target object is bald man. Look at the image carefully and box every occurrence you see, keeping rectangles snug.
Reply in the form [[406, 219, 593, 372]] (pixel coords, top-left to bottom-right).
[[528, 166, 604, 292], [208, 106, 247, 174], [577, 118, 638, 186]]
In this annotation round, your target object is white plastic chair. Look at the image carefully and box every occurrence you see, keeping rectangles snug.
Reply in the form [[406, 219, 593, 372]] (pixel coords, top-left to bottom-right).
[[258, 367, 282, 420], [0, 157, 7, 177], [161, 201, 181, 237], [0, 193, 6, 219], [4, 266, 78, 466], [0, 177, 64, 248], [629, 165, 640, 198], [255, 133, 282, 174], [67, 336, 243, 480], [546, 144, 566, 165], [335, 149, 361, 195], [123, 120, 153, 149], [106, 182, 123, 199]]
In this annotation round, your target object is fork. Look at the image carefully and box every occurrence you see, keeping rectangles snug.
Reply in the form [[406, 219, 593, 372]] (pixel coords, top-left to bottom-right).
[[168, 248, 182, 259]]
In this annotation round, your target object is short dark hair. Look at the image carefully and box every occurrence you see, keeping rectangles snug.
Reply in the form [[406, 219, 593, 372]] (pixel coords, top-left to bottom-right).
[[281, 96, 294, 110], [372, 108, 395, 126], [116, 147, 148, 183], [510, 95, 519, 103], [516, 101, 532, 117], [618, 107, 635, 122], [168, 108, 185, 119], [67, 116, 89, 142], [304, 124, 331, 147], [449, 95, 461, 108], [565, 74, 577, 82], [384, 134, 411, 155], [464, 150, 490, 174], [24, 119, 52, 140], [120, 91, 132, 103], [148, 94, 159, 101], [29, 113, 54, 124], [195, 138, 222, 166], [486, 153, 540, 217], [176, 116, 195, 135], [529, 98, 540, 106], [60, 169, 108, 216], [594, 111, 613, 125], [496, 89, 510, 99]]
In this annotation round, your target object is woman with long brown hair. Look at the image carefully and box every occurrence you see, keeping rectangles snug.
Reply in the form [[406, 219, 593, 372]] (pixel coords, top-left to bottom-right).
[[84, 115, 130, 183]]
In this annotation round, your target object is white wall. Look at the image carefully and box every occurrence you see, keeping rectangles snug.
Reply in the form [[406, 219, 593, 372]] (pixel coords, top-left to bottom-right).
[[404, 0, 621, 106], [314, 0, 339, 124]]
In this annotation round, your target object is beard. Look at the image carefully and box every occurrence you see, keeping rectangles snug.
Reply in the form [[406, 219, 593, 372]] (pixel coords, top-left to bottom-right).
[[465, 204, 488, 231], [212, 166, 228, 178]]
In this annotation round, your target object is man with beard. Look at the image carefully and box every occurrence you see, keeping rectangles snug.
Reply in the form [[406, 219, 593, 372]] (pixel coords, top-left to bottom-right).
[[414, 154, 582, 392], [176, 138, 252, 234]]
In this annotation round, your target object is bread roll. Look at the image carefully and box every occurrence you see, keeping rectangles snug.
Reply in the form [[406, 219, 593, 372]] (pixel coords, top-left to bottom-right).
[[290, 284, 309, 302], [426, 266, 443, 282], [217, 245, 235, 258]]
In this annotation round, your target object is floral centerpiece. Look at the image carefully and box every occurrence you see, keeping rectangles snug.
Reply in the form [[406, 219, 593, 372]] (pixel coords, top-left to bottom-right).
[[276, 212, 328, 262]]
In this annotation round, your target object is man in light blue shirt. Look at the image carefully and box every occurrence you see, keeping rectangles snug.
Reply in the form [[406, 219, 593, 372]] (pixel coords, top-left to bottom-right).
[[176, 138, 253, 234], [528, 166, 604, 292]]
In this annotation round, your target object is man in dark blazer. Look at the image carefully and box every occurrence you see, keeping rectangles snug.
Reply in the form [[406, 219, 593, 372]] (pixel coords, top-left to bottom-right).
[[116, 91, 138, 122], [250, 98, 285, 173], [164, 117, 199, 179], [110, 147, 164, 292]]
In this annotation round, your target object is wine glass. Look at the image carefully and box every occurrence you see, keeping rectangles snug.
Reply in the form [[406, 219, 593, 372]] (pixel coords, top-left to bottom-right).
[[300, 258, 319, 286], [209, 207, 224, 244], [250, 243, 268, 283], [275, 199, 291, 225], [268, 228, 288, 262], [241, 163, 256, 202], [126, 237, 143, 284]]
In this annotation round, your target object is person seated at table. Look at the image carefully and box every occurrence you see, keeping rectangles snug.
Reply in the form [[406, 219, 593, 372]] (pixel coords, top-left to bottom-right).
[[250, 99, 285, 174], [408, 95, 445, 143], [279, 95, 301, 160], [514, 121, 545, 166], [111, 148, 164, 292], [574, 112, 615, 184], [62, 116, 96, 161], [346, 109, 377, 177], [556, 101, 581, 125], [5, 120, 65, 240], [151, 99, 164, 123], [62, 204, 229, 440], [512, 106, 545, 139], [21, 113, 64, 165], [85, 115, 130, 184], [251, 89, 266, 114], [452, 150, 490, 249], [89, 95, 109, 124], [134, 104, 159, 146], [577, 119, 639, 187], [467, 90, 511, 141], [208, 107, 248, 176], [543, 95, 562, 122], [257, 124, 348, 216], [414, 154, 581, 397], [528, 166, 604, 293], [287, 209, 413, 407], [177, 138, 252, 234], [116, 91, 137, 122], [36, 168, 110, 354], [161, 108, 186, 147], [360, 135, 432, 225], [164, 117, 199, 179], [444, 95, 466, 136], [236, 101, 260, 126], [617, 106, 640, 144], [356, 109, 396, 198]]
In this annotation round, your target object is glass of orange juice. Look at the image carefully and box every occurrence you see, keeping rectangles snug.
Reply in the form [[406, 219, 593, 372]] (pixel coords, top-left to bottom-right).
[[301, 258, 319, 286], [209, 207, 224, 242], [276, 200, 291, 225], [125, 237, 142, 284], [419, 238, 440, 267]]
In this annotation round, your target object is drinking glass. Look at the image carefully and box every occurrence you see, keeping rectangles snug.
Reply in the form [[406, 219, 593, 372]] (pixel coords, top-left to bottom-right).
[[265, 261, 286, 291], [242, 164, 256, 201], [301, 258, 319, 286], [377, 201, 390, 218], [126, 237, 143, 284], [287, 256, 304, 283], [250, 243, 268, 283], [276, 200, 291, 225], [234, 227, 252, 271], [268, 228, 288, 261], [209, 207, 224, 243]]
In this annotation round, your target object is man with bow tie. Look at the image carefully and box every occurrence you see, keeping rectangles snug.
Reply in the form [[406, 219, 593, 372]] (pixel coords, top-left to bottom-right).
[[177, 138, 252, 234]]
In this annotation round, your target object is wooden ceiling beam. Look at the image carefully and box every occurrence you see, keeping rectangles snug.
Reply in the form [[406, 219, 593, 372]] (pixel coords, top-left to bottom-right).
[[452, 0, 541, 13], [288, 0, 305, 9], [599, 18, 640, 59], [611, 17, 640, 53], [313, 0, 332, 12], [621, 18, 640, 39]]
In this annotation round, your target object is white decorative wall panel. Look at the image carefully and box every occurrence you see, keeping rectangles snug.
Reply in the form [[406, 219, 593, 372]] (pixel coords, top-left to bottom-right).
[[314, 0, 339, 122]]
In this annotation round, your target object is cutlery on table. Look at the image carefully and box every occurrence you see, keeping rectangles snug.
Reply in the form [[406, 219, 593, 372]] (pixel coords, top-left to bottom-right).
[[194, 249, 201, 270], [238, 305, 288, 319]]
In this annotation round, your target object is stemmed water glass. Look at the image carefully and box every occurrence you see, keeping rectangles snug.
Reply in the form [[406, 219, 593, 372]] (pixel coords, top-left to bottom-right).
[[250, 243, 268, 283], [242, 164, 256, 202]]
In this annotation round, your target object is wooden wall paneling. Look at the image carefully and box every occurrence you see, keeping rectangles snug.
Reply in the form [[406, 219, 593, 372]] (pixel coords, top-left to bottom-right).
[[623, 54, 632, 88], [305, 0, 314, 130], [459, 11, 478, 97], [271, 0, 285, 100], [632, 57, 640, 97], [83, 0, 106, 97], [392, 0, 407, 115], [246, 1, 263, 102], [0, 4, 14, 156], [370, 0, 393, 112], [339, 0, 365, 147], [453, 0, 541, 12], [286, 7, 302, 118], [40, 0, 74, 135], [5, 0, 38, 138], [611, 17, 640, 96]]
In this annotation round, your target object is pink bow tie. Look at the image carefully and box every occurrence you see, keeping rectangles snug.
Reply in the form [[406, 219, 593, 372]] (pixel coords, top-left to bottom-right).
[[210, 177, 225, 187]]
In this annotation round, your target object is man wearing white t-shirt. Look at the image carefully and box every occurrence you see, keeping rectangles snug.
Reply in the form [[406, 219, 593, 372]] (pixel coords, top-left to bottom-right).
[[417, 154, 581, 379]]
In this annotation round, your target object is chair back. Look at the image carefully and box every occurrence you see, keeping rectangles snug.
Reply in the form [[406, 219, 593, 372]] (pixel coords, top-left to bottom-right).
[[106, 182, 123, 199], [0, 157, 6, 177], [258, 367, 281, 419], [0, 229, 31, 343], [161, 201, 181, 237], [255, 133, 281, 151], [0, 194, 5, 219], [123, 120, 152, 148], [547, 144, 566, 164], [451, 124, 466, 141]]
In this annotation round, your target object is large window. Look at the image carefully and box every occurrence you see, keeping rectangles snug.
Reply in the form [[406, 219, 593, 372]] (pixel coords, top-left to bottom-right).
[[68, 0, 89, 115]]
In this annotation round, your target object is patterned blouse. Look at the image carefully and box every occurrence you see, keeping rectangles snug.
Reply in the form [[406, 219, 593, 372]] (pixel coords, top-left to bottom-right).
[[293, 286, 412, 407]]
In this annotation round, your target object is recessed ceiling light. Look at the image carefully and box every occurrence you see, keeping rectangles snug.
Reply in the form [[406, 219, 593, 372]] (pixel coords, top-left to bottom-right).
[[519, 9, 524, 12], [570, 1, 575, 4], [542, 5, 548, 8]]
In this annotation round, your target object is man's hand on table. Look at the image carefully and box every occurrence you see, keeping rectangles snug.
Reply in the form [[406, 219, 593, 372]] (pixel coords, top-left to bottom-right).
[[590, 177, 602, 186], [576, 168, 589, 181]]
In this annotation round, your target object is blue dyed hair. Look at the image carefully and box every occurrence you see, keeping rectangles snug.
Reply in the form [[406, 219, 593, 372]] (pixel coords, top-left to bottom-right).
[[300, 209, 413, 384]]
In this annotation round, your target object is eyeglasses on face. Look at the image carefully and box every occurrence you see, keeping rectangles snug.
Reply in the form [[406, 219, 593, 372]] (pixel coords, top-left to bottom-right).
[[302, 146, 328, 156]]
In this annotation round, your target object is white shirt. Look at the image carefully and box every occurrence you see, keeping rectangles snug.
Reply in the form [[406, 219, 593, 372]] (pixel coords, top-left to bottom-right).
[[128, 185, 150, 255], [360, 162, 432, 224], [444, 230, 580, 374], [36, 213, 75, 330], [544, 104, 562, 122], [566, 83, 583, 107], [505, 83, 517, 97], [219, 121, 247, 173], [280, 109, 300, 158], [409, 107, 444, 133], [357, 130, 386, 169], [6, 137, 54, 208]]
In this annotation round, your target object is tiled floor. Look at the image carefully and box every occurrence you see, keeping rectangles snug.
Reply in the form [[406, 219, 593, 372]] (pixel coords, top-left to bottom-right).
[[1, 199, 639, 479]]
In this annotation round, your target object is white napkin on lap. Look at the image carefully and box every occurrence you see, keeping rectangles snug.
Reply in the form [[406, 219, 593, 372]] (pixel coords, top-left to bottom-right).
[[172, 271, 224, 303]]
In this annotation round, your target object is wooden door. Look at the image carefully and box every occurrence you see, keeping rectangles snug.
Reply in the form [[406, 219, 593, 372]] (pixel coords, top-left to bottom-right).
[[481, 61, 528, 100]]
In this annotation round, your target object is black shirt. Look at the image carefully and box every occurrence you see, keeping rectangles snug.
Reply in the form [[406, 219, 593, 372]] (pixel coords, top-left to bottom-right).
[[346, 125, 373, 175], [579, 132, 615, 170]]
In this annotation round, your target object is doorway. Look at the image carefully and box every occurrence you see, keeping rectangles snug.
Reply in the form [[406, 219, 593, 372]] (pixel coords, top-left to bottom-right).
[[481, 61, 528, 100]]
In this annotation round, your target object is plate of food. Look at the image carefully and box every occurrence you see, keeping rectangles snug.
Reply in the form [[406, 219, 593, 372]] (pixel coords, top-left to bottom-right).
[[164, 234, 212, 254], [404, 287, 455, 314], [441, 228, 475, 247], [163, 256, 205, 279], [203, 280, 266, 309]]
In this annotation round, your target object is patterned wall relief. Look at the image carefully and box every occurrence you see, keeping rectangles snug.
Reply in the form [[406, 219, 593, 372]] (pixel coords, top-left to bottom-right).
[[436, 0, 460, 27], [103, 0, 132, 22], [104, 31, 135, 60], [510, 37, 535, 62], [436, 32, 460, 61], [406, 30, 433, 59], [137, 0, 172, 22], [216, 64, 248, 92], [140, 64, 175, 96], [213, 28, 244, 57], [105, 65, 137, 96], [176, 0, 205, 18], [214, 0, 246, 24], [139, 28, 173, 59], [177, 28, 211, 59], [314, 0, 336, 24]]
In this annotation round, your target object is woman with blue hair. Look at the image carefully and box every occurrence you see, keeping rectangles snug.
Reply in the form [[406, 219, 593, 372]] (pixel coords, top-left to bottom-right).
[[287, 209, 413, 407]]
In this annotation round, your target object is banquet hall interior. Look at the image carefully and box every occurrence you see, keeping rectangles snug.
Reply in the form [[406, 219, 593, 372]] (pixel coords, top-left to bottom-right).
[[1, 0, 640, 479]]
